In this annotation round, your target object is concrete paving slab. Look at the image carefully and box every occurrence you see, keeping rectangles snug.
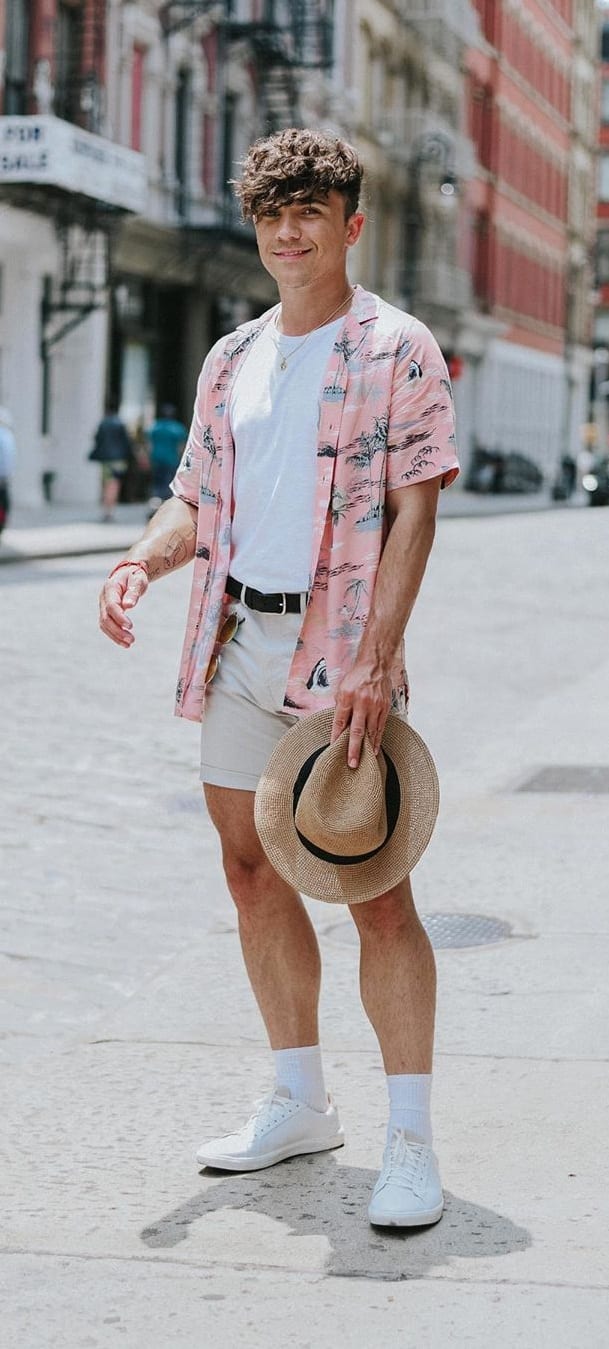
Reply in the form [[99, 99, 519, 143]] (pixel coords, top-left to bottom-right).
[[4, 1254, 609, 1349], [2, 515, 609, 1342], [86, 918, 609, 1062], [2, 1043, 607, 1290]]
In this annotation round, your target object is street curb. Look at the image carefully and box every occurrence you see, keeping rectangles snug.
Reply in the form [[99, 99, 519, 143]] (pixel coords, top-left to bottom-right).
[[0, 536, 138, 566], [0, 499, 584, 566]]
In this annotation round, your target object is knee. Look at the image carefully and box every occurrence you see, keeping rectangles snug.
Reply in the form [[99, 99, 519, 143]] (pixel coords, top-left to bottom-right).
[[350, 887, 417, 942], [222, 846, 273, 913]]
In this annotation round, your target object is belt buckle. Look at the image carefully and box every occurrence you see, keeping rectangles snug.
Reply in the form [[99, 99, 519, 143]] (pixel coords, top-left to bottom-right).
[[278, 592, 287, 615]]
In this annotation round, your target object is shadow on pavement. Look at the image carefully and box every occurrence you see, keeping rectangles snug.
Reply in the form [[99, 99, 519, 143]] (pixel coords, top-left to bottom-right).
[[140, 1155, 530, 1279]]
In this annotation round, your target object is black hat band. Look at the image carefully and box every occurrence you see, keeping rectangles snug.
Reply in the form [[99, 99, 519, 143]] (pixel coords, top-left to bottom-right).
[[292, 743, 401, 866]]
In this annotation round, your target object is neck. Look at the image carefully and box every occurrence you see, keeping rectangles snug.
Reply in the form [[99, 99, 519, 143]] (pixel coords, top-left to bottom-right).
[[277, 276, 353, 335]]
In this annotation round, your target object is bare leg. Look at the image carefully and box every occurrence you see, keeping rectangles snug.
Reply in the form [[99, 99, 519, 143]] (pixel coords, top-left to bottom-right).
[[102, 475, 120, 517], [204, 784, 322, 1049], [349, 877, 436, 1074]]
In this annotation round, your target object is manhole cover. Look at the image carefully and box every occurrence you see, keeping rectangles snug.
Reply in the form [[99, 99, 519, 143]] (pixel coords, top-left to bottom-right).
[[325, 913, 513, 950], [518, 766, 609, 794]]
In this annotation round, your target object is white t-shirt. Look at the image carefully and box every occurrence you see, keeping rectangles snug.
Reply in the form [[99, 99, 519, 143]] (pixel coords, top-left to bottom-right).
[[229, 315, 344, 592]]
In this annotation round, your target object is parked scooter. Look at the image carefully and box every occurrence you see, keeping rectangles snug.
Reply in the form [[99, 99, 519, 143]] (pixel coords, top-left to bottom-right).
[[582, 457, 609, 507]]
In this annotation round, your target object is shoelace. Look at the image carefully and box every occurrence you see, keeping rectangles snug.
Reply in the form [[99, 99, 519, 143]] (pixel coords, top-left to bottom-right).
[[247, 1091, 290, 1132], [383, 1131, 426, 1190]]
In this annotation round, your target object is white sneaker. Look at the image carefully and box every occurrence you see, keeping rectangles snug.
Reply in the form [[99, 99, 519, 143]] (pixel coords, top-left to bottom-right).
[[196, 1086, 345, 1172], [368, 1129, 444, 1227]]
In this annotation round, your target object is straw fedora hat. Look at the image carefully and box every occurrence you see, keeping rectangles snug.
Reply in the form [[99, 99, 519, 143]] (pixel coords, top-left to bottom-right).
[[254, 709, 439, 904]]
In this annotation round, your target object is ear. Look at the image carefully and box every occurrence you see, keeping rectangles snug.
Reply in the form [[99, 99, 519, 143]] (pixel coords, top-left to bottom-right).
[[346, 212, 365, 248]]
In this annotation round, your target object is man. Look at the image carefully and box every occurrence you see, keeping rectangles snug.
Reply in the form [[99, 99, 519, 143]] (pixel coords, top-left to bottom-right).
[[0, 405, 16, 538], [99, 128, 459, 1227], [145, 403, 188, 506], [89, 396, 133, 522]]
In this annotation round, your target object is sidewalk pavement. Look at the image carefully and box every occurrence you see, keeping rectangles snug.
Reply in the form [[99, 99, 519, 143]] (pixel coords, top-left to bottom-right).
[[0, 488, 585, 565], [0, 502, 147, 565], [2, 508, 608, 1346]]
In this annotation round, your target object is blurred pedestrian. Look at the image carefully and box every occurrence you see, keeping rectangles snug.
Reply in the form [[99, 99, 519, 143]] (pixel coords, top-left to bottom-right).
[[145, 404, 187, 507], [89, 397, 133, 522], [0, 406, 16, 538]]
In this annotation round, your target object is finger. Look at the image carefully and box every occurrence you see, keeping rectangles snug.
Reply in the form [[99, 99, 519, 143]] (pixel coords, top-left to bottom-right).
[[372, 708, 389, 756], [99, 596, 133, 646], [105, 596, 133, 631], [330, 704, 351, 745], [99, 612, 134, 647], [122, 577, 148, 611], [347, 719, 367, 769]]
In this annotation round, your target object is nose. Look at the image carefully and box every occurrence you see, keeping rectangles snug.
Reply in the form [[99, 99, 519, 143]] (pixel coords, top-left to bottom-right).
[[275, 210, 301, 243]]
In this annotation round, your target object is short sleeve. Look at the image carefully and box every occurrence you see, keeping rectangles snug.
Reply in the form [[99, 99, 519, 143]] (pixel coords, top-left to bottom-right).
[[386, 320, 459, 492], [170, 347, 217, 506]]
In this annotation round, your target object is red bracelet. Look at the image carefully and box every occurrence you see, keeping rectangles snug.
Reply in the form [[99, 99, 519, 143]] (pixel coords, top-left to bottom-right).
[[108, 559, 150, 581]]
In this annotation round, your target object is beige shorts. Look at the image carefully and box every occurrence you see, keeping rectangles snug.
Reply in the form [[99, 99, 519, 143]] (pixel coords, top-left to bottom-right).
[[200, 599, 303, 791]]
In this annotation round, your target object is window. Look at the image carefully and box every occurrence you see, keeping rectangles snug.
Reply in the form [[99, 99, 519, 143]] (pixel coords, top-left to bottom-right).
[[602, 24, 609, 63], [4, 0, 30, 114], [175, 67, 191, 218], [55, 0, 83, 124], [131, 46, 146, 151], [473, 211, 491, 306], [602, 79, 609, 126], [599, 155, 609, 203], [597, 231, 609, 286]]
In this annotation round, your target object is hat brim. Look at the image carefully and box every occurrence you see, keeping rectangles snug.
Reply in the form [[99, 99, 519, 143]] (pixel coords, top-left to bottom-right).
[[254, 710, 439, 904]]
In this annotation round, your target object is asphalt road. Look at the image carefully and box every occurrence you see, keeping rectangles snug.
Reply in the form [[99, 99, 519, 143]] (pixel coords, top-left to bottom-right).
[[1, 509, 609, 1347]]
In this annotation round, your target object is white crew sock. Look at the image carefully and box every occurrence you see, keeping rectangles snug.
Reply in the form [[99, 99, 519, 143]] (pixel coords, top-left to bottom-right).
[[273, 1044, 328, 1113], [386, 1073, 433, 1146]]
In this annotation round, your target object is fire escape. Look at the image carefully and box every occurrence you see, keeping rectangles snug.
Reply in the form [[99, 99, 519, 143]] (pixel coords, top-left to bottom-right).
[[223, 0, 334, 135], [162, 1, 333, 115], [161, 1, 335, 228]]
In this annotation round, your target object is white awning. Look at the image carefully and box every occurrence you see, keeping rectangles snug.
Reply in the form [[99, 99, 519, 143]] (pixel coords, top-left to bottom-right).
[[0, 115, 148, 214]]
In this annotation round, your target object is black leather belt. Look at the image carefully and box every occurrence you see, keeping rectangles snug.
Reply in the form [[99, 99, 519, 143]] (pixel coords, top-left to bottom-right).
[[226, 574, 308, 615]]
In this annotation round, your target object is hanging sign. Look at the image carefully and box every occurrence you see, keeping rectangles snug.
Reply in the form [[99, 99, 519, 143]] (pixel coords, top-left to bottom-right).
[[0, 115, 148, 214]]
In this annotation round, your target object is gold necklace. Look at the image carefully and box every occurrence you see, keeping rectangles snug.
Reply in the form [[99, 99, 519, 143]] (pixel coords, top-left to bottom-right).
[[270, 286, 354, 371]]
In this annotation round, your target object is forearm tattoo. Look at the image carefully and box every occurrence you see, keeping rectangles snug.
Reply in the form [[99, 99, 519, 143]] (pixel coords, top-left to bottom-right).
[[163, 521, 197, 572]]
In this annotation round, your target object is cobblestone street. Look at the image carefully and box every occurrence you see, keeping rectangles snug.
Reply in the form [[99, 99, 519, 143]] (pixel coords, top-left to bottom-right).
[[2, 508, 609, 1346]]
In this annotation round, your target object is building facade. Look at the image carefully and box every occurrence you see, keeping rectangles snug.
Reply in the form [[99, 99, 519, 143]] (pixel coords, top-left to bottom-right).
[[0, 0, 335, 507], [0, 0, 600, 507], [594, 4, 609, 443], [462, 0, 597, 483], [333, 0, 477, 355]]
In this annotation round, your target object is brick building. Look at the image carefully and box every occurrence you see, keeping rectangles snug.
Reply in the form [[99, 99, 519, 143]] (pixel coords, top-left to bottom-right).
[[459, 0, 597, 483], [594, 4, 609, 434], [0, 1, 599, 507]]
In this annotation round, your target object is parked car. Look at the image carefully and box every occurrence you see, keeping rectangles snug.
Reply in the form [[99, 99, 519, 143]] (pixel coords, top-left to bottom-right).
[[465, 443, 543, 495]]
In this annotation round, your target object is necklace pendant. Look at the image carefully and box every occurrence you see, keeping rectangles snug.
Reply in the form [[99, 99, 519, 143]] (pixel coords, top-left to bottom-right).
[[280, 356, 287, 370]]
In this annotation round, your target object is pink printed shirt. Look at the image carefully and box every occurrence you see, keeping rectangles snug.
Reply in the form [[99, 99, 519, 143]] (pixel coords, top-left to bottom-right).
[[171, 285, 459, 722]]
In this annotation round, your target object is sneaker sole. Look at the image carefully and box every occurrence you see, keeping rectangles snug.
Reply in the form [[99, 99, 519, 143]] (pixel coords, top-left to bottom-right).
[[368, 1200, 444, 1228], [196, 1130, 345, 1172]]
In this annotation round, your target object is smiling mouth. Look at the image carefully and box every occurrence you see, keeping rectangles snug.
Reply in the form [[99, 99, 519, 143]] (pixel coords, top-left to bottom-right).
[[273, 249, 312, 258]]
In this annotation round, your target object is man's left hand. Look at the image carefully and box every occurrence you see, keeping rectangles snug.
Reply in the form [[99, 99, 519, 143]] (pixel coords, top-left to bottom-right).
[[330, 662, 393, 768]]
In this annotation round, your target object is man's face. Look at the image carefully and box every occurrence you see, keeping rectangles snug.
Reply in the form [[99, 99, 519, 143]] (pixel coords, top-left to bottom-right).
[[253, 189, 364, 290]]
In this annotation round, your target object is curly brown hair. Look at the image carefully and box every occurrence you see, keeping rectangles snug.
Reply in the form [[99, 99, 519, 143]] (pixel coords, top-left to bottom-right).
[[234, 127, 364, 221]]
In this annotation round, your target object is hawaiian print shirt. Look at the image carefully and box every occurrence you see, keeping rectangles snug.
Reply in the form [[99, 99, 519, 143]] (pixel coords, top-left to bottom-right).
[[170, 285, 459, 723]]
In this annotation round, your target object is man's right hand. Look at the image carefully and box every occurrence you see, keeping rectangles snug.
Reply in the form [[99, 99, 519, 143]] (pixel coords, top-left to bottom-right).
[[98, 562, 149, 648]]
